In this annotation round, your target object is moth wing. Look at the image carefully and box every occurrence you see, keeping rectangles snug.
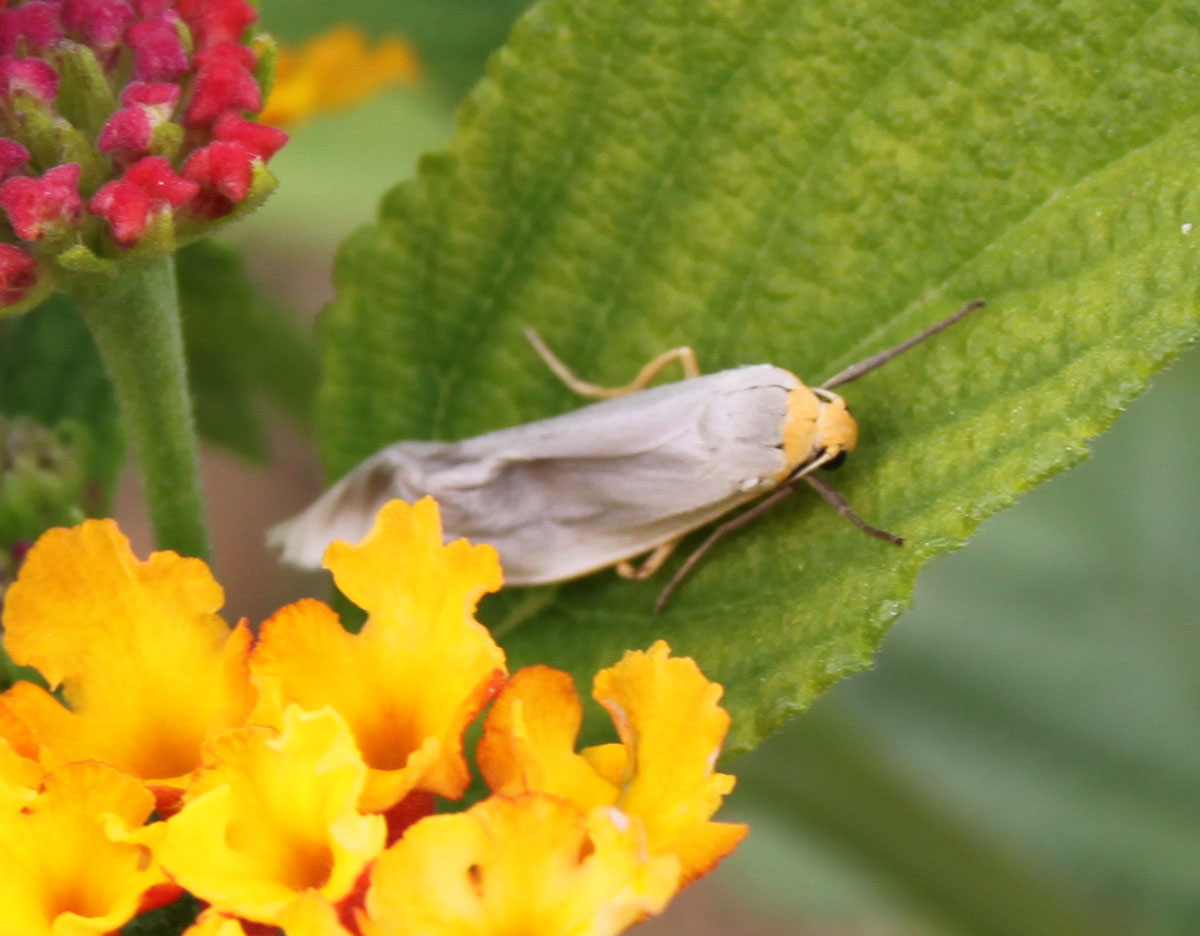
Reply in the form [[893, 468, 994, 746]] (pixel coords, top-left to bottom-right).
[[267, 441, 458, 568], [270, 365, 801, 583]]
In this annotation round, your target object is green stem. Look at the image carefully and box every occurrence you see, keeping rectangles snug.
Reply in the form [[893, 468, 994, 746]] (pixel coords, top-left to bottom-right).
[[77, 255, 210, 560]]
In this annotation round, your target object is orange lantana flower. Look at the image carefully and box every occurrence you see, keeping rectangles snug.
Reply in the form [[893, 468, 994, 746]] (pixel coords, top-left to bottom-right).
[[261, 26, 422, 127], [0, 498, 745, 936], [0, 520, 253, 804]]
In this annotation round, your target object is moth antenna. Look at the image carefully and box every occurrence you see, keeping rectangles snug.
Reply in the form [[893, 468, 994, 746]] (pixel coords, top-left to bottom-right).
[[820, 299, 985, 390], [802, 474, 903, 545]]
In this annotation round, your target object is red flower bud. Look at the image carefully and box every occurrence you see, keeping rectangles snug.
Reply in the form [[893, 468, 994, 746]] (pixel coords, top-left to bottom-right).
[[181, 140, 250, 217], [0, 55, 58, 100], [191, 39, 254, 71], [88, 179, 149, 245], [120, 79, 180, 110], [98, 104, 152, 164], [0, 243, 37, 304], [0, 2, 63, 54], [123, 155, 199, 206], [0, 138, 29, 177], [0, 242, 37, 305], [89, 156, 198, 244], [212, 111, 286, 162], [176, 0, 255, 50], [0, 163, 82, 240], [127, 16, 188, 81], [185, 57, 261, 127], [62, 0, 135, 51]]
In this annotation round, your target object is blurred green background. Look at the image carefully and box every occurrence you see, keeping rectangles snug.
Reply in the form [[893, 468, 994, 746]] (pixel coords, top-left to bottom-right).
[[226, 3, 1200, 934]]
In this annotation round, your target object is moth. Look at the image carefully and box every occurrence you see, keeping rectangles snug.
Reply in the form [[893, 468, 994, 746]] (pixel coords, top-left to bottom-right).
[[271, 300, 984, 610]]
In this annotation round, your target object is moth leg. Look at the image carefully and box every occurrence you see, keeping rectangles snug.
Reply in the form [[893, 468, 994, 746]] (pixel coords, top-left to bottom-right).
[[615, 539, 681, 580], [654, 484, 801, 613], [802, 475, 903, 545], [525, 327, 700, 399]]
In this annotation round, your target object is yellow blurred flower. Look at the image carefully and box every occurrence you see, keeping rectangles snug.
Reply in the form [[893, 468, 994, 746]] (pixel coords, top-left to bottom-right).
[[261, 26, 422, 128]]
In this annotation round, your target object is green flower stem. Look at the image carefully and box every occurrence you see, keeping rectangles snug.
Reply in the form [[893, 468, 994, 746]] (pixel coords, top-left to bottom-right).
[[77, 255, 210, 560]]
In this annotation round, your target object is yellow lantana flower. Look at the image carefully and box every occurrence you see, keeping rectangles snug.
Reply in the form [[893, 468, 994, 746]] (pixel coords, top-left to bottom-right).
[[0, 761, 176, 936], [478, 642, 748, 884], [0, 498, 745, 935], [149, 705, 385, 927], [0, 520, 254, 806], [360, 794, 679, 936], [261, 26, 422, 128], [251, 497, 506, 815]]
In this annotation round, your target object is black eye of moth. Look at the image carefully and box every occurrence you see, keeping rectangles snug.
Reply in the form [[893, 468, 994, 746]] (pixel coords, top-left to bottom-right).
[[821, 451, 847, 471]]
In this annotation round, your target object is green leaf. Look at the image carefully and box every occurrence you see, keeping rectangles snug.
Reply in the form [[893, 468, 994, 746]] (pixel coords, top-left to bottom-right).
[[178, 240, 319, 460], [725, 351, 1200, 936], [317, 0, 1200, 754], [0, 294, 122, 506]]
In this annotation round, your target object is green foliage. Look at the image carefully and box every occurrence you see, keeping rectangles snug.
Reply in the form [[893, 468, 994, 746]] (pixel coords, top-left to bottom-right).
[[729, 350, 1200, 936], [0, 295, 122, 507], [178, 240, 319, 461], [317, 0, 1200, 753]]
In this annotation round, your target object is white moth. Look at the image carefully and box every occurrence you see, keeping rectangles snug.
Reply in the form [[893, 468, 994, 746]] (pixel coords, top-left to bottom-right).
[[271, 301, 983, 610]]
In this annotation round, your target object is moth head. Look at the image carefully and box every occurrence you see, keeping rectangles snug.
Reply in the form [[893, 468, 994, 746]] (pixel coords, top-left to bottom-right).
[[813, 390, 858, 465]]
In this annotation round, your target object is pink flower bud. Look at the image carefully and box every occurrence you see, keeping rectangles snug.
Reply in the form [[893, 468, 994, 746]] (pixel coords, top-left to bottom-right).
[[0, 163, 83, 240], [0, 55, 59, 100], [191, 40, 254, 70], [127, 17, 188, 81], [0, 242, 37, 305], [181, 140, 251, 217], [120, 80, 180, 110], [98, 105, 152, 164], [176, 0, 255, 50], [123, 155, 199, 206], [212, 111, 286, 162], [88, 179, 149, 245], [62, 0, 135, 51], [15, 2, 63, 47], [185, 56, 261, 126], [0, 138, 30, 177], [89, 156, 198, 244]]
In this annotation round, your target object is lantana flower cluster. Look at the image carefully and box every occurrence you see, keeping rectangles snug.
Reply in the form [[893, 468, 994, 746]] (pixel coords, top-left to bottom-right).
[[0, 0, 287, 314], [0, 497, 746, 935]]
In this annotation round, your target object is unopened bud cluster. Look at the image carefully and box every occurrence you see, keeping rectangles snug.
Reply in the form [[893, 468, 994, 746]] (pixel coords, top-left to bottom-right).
[[0, 413, 87, 556], [0, 0, 287, 314]]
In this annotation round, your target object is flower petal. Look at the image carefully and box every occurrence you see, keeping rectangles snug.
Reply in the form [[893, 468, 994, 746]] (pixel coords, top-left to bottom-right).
[[252, 498, 505, 812], [0, 761, 168, 936], [361, 794, 678, 936], [151, 706, 385, 926], [478, 665, 618, 808], [1, 519, 253, 791], [590, 641, 747, 883], [260, 26, 420, 127]]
